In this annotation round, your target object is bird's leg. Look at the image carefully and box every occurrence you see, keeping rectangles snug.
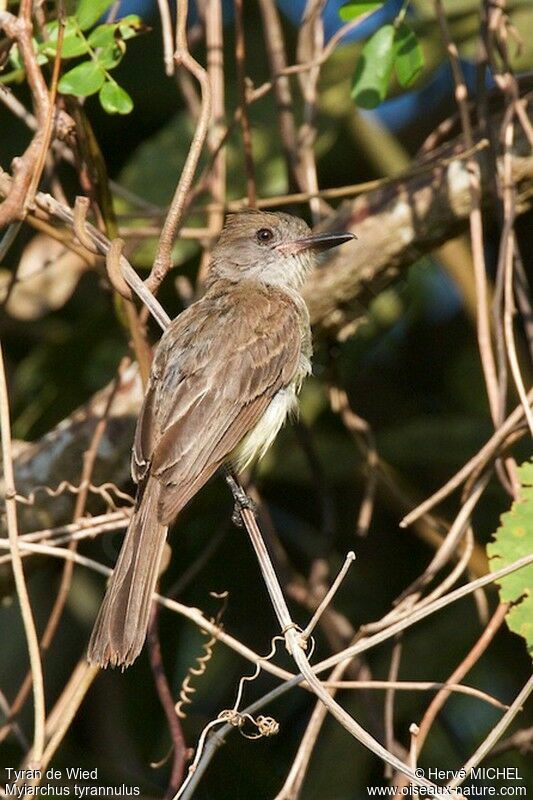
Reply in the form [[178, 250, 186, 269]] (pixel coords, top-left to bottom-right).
[[224, 468, 257, 526]]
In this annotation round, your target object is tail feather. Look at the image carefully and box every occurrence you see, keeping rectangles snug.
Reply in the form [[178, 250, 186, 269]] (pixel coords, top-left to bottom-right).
[[87, 477, 168, 668]]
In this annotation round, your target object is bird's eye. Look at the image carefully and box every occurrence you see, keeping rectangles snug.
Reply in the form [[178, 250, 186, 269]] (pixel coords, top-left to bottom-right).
[[256, 228, 274, 243]]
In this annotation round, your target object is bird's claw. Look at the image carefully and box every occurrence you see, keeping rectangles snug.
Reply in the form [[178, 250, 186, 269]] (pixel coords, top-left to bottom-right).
[[231, 491, 257, 526], [225, 470, 257, 525]]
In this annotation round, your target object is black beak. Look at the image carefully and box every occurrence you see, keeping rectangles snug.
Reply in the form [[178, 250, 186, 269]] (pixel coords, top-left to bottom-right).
[[278, 231, 356, 255]]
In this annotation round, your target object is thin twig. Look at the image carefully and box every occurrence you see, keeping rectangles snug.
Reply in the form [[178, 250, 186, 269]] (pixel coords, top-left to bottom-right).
[[273, 660, 350, 800], [0, 539, 300, 684], [409, 724, 420, 800], [0, 688, 28, 751], [149, 0, 212, 293], [51, 191, 170, 330], [384, 638, 402, 779], [233, 0, 256, 207], [435, 0, 500, 425], [487, 726, 533, 757], [448, 675, 533, 791], [314, 553, 533, 676], [414, 527, 475, 609], [4, 510, 130, 545], [257, 0, 300, 191], [250, 7, 386, 107], [206, 138, 490, 212], [329, 386, 379, 538], [416, 603, 510, 755], [0, 5, 51, 227], [24, 663, 99, 773], [24, 14, 64, 210], [157, 0, 175, 76], [296, 0, 327, 223], [483, 1, 533, 149], [401, 389, 532, 527], [157, 553, 533, 799], [302, 552, 355, 639], [393, 602, 511, 793], [501, 116, 533, 436], [196, 0, 226, 287], [0, 371, 125, 742], [0, 343, 46, 764], [226, 482, 452, 795], [105, 238, 134, 301], [324, 680, 507, 710], [398, 475, 489, 599], [147, 605, 190, 798]]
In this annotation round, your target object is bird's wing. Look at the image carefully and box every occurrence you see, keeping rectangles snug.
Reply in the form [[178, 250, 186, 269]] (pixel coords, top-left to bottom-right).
[[132, 284, 302, 524]]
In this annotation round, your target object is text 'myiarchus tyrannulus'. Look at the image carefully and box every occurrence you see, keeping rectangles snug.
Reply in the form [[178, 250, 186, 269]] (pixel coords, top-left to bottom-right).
[[87, 210, 355, 668]]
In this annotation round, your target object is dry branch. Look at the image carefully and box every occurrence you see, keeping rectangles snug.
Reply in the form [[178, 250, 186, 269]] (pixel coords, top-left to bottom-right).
[[0, 130, 531, 353], [0, 7, 51, 228], [3, 363, 143, 537], [303, 131, 533, 340], [1, 129, 532, 534]]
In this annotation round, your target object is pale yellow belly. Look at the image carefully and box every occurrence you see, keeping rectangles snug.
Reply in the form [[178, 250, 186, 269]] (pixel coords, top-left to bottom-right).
[[230, 385, 298, 472]]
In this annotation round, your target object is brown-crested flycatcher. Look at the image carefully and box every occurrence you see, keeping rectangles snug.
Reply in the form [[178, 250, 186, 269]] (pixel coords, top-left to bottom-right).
[[88, 210, 354, 668]]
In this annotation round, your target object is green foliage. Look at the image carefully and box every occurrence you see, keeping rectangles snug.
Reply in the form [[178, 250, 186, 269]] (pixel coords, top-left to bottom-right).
[[99, 80, 134, 114], [58, 60, 106, 96], [487, 461, 533, 656], [88, 23, 119, 49], [41, 19, 90, 58], [56, 13, 141, 114], [75, 0, 115, 31], [394, 21, 424, 87], [351, 23, 396, 107], [339, 1, 384, 20], [0, 9, 141, 116], [341, 2, 425, 108]]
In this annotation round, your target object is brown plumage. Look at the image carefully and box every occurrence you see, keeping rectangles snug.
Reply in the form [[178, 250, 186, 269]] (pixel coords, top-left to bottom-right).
[[87, 211, 354, 668]]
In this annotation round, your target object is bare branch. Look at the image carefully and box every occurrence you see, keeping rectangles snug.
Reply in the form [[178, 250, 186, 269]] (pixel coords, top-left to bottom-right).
[[0, 343, 45, 762], [149, 0, 212, 293]]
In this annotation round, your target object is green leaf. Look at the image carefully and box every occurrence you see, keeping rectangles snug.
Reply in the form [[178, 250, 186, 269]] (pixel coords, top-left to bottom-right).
[[75, 0, 115, 31], [49, 33, 89, 58], [99, 81, 133, 114], [9, 44, 23, 70], [118, 15, 142, 39], [58, 60, 106, 96], [88, 23, 118, 49], [117, 14, 142, 26], [0, 69, 25, 85], [339, 2, 383, 21], [95, 41, 125, 69], [88, 17, 141, 49], [487, 460, 533, 656], [41, 19, 90, 58], [394, 22, 424, 87], [351, 24, 395, 108]]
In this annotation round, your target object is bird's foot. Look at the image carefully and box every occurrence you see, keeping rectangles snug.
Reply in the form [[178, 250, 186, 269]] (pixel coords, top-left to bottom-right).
[[231, 495, 257, 527], [225, 471, 257, 526]]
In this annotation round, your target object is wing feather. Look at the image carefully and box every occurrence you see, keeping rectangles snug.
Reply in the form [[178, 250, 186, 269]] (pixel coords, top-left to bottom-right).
[[132, 281, 302, 524]]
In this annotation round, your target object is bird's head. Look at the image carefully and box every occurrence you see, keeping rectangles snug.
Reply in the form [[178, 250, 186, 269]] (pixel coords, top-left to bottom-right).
[[209, 210, 355, 290]]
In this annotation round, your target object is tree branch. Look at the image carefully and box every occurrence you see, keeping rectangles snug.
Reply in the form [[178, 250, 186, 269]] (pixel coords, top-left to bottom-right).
[[303, 132, 533, 339]]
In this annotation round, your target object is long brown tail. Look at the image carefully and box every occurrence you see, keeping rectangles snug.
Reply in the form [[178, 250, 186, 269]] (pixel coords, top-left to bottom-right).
[[87, 477, 168, 669]]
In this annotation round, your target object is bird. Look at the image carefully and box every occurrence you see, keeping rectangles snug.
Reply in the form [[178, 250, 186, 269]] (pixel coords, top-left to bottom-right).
[[87, 209, 354, 669]]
